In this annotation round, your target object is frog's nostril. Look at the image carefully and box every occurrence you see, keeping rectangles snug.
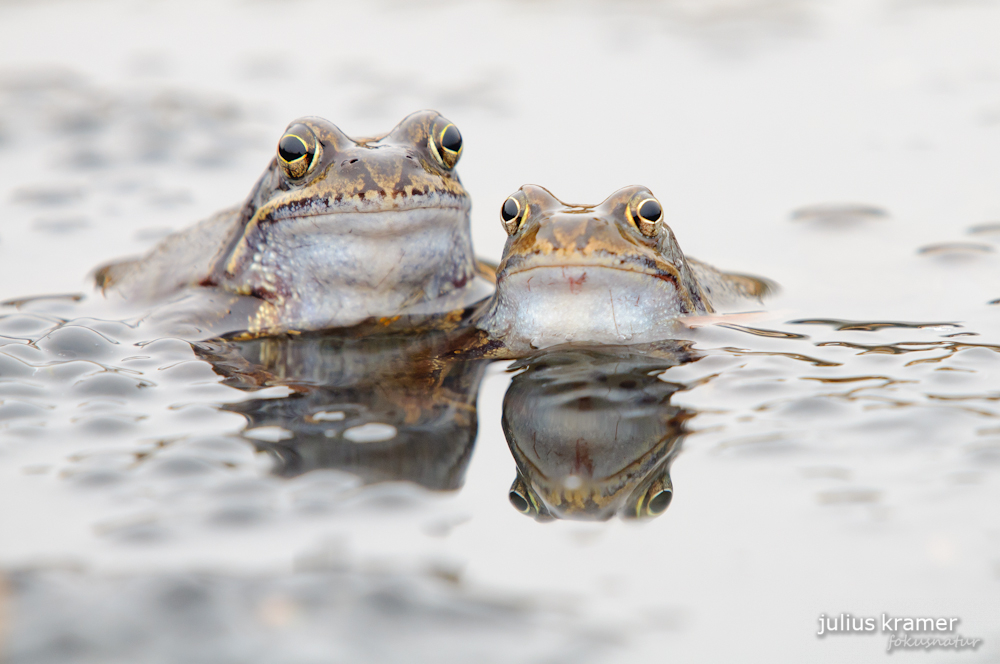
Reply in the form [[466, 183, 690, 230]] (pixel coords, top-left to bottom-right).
[[350, 159, 358, 164]]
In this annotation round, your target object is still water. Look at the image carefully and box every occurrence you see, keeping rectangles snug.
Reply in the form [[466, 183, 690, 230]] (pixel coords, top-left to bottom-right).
[[1, 0, 999, 662]]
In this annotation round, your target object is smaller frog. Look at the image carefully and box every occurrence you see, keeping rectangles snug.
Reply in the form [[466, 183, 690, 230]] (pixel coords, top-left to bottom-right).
[[475, 185, 773, 351], [97, 111, 493, 336]]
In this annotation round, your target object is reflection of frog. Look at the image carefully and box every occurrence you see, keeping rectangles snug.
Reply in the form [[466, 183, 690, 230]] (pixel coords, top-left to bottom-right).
[[502, 343, 698, 521], [476, 185, 774, 352], [198, 329, 489, 490], [97, 111, 494, 336]]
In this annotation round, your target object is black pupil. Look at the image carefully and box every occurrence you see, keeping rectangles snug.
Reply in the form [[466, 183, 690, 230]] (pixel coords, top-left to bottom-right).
[[440, 125, 462, 152], [638, 199, 662, 222], [501, 198, 520, 222], [648, 490, 672, 514], [509, 491, 530, 512], [278, 135, 310, 163]]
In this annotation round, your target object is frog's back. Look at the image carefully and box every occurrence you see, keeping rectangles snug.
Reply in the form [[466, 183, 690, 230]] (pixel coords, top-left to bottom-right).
[[96, 207, 242, 300]]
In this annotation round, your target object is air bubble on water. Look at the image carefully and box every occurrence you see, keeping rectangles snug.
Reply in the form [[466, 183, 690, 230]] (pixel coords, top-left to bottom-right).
[[243, 426, 293, 442], [312, 411, 345, 422], [343, 423, 397, 443]]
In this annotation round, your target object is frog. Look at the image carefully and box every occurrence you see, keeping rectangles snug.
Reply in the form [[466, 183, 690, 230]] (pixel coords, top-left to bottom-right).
[[474, 184, 774, 352], [502, 343, 696, 521], [96, 110, 494, 337]]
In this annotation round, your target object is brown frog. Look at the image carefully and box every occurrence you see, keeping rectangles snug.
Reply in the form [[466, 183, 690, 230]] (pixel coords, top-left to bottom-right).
[[474, 184, 773, 352], [97, 111, 494, 336]]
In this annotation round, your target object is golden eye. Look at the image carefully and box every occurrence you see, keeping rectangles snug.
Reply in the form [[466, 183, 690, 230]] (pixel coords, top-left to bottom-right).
[[440, 124, 462, 153], [278, 134, 308, 163], [631, 197, 663, 237], [429, 121, 462, 170], [500, 196, 526, 235], [277, 123, 321, 180]]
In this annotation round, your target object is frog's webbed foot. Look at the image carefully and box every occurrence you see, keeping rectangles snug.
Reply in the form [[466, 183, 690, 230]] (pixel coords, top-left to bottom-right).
[[94, 256, 144, 293], [95, 207, 243, 301], [687, 257, 778, 305]]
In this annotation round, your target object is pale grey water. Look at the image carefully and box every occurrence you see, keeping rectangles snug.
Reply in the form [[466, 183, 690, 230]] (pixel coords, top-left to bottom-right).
[[1, 0, 1000, 662]]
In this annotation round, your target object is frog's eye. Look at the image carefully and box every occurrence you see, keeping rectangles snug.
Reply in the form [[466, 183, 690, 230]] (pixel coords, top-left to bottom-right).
[[429, 122, 463, 170], [630, 485, 672, 518], [509, 487, 533, 514], [624, 470, 673, 519], [629, 197, 663, 237], [277, 123, 321, 180], [643, 488, 673, 516], [508, 474, 552, 521], [500, 196, 527, 235], [441, 124, 462, 153]]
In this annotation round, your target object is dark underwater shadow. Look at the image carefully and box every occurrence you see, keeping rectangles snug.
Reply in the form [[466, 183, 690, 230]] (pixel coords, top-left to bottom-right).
[[195, 330, 490, 491]]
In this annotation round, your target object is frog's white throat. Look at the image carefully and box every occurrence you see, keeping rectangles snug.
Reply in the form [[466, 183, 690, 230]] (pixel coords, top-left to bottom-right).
[[480, 265, 690, 351], [221, 206, 479, 330]]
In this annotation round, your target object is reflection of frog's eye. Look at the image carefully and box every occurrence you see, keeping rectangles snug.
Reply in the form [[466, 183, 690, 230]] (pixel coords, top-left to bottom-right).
[[625, 470, 673, 519], [630, 197, 663, 237], [508, 474, 552, 521], [645, 488, 672, 516], [277, 123, 321, 180], [429, 122, 463, 170], [509, 488, 532, 514], [500, 196, 526, 235], [632, 486, 672, 518]]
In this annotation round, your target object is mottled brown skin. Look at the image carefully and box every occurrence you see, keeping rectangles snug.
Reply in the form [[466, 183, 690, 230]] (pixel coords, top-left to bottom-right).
[[496, 185, 712, 313], [475, 184, 774, 351], [97, 111, 493, 336]]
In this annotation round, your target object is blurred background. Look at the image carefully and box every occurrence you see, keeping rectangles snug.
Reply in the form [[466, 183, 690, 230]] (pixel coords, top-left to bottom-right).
[[1, 0, 999, 662]]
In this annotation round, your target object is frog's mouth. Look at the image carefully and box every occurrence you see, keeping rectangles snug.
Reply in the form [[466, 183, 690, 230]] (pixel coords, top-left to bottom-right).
[[263, 190, 471, 237], [272, 205, 471, 240], [497, 263, 687, 310], [497, 243, 683, 283], [501, 262, 681, 290]]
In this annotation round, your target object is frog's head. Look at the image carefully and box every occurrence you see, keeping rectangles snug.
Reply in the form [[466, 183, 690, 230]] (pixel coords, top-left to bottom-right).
[[505, 423, 682, 522], [508, 463, 674, 522], [480, 185, 711, 350], [206, 111, 480, 331], [501, 346, 690, 521]]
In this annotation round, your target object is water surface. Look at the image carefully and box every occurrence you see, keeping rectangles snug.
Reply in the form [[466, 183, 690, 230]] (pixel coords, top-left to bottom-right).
[[1, 0, 999, 662]]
